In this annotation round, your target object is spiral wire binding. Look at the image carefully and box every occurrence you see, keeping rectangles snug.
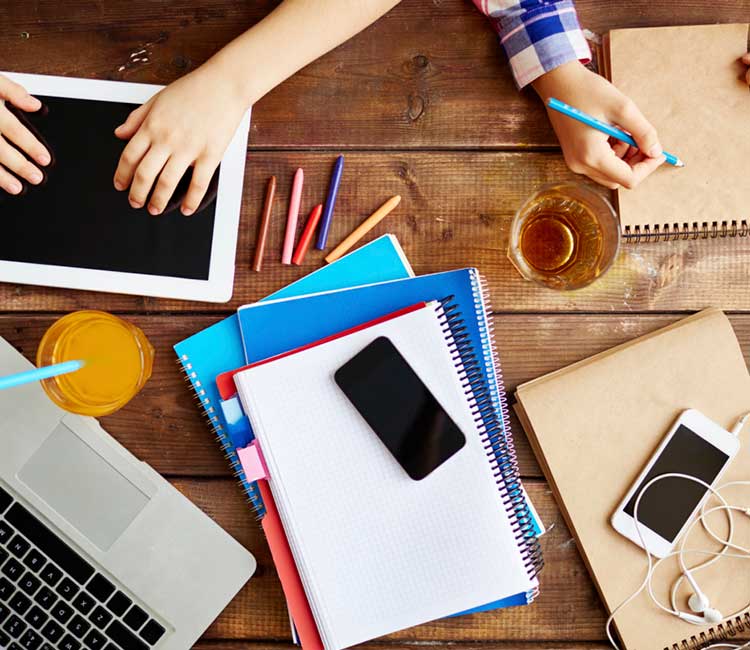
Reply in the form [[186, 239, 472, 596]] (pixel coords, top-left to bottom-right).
[[435, 297, 544, 587], [176, 356, 266, 518], [667, 612, 750, 650], [624, 221, 749, 243], [664, 612, 750, 650]]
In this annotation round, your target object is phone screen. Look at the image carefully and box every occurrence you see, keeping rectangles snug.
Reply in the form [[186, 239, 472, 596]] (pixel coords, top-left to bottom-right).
[[334, 336, 466, 480], [623, 424, 730, 542]]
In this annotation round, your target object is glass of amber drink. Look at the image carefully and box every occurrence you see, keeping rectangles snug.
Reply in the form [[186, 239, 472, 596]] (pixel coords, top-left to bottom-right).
[[507, 183, 620, 291]]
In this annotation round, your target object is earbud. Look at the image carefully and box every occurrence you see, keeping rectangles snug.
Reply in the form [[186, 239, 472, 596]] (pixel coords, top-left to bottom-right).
[[688, 590, 710, 613], [677, 609, 723, 626]]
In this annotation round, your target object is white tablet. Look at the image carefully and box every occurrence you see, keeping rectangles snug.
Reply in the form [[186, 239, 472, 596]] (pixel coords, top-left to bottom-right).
[[0, 72, 250, 302]]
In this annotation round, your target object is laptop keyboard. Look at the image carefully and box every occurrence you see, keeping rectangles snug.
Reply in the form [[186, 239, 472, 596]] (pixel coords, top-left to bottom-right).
[[0, 486, 166, 650]]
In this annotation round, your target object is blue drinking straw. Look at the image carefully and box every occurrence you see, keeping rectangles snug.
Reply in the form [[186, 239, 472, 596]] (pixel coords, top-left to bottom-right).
[[547, 97, 684, 167], [0, 360, 85, 391]]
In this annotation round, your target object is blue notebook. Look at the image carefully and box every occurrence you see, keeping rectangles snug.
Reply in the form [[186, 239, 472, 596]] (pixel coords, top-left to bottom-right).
[[236, 268, 544, 612], [174, 235, 414, 515]]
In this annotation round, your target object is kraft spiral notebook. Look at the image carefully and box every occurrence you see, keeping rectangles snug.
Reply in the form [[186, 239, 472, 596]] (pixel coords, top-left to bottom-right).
[[602, 24, 750, 241], [234, 300, 542, 650], [514, 309, 750, 650], [174, 235, 414, 515]]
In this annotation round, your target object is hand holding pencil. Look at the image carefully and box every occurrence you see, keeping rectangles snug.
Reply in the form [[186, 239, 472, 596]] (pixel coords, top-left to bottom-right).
[[532, 61, 667, 191]]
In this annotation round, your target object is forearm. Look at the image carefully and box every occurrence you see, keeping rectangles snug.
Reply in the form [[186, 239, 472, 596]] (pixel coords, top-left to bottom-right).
[[206, 0, 401, 106]]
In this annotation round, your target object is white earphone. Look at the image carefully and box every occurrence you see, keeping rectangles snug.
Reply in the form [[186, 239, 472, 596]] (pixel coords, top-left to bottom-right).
[[605, 474, 750, 650]]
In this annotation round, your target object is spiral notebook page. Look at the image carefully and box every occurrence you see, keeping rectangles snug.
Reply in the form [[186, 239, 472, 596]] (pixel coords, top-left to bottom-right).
[[609, 24, 750, 235], [235, 304, 535, 650]]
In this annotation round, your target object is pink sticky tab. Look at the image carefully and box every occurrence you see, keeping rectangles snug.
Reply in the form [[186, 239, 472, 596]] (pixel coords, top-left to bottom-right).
[[237, 442, 268, 482]]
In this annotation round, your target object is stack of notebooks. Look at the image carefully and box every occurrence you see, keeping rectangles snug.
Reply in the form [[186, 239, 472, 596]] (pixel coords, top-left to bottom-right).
[[175, 235, 544, 650]]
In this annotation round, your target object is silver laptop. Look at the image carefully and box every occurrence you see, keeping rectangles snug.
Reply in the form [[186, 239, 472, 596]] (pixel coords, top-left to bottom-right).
[[0, 336, 256, 650]]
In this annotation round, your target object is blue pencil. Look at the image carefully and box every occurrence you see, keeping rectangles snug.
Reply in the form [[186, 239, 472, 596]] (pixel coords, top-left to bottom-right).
[[316, 155, 344, 250], [0, 360, 85, 391], [547, 97, 684, 167]]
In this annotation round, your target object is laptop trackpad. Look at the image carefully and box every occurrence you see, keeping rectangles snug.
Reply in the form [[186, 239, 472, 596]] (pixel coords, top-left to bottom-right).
[[18, 423, 149, 550]]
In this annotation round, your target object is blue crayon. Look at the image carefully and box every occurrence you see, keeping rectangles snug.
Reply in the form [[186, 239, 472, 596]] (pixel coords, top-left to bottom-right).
[[316, 155, 345, 250]]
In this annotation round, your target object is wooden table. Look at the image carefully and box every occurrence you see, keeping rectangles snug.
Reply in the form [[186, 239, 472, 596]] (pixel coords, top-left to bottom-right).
[[3, 2, 750, 649]]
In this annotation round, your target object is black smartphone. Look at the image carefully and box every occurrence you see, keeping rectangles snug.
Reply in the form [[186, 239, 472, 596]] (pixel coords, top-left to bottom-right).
[[334, 336, 466, 480]]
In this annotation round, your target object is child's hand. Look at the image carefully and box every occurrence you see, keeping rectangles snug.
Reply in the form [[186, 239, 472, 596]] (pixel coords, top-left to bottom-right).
[[113, 62, 249, 215], [741, 53, 750, 84], [0, 75, 51, 195], [532, 61, 665, 190]]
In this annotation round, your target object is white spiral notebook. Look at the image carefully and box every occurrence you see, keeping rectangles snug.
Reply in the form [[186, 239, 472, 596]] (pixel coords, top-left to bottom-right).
[[234, 300, 540, 650]]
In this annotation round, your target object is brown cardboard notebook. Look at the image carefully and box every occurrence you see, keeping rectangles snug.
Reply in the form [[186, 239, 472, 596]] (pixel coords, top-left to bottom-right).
[[604, 24, 750, 242], [515, 309, 750, 650]]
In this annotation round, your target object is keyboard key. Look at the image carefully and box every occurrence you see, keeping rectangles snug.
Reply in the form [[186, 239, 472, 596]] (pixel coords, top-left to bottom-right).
[[0, 602, 9, 623], [72, 593, 94, 616], [67, 615, 90, 639], [83, 629, 106, 650], [8, 536, 30, 559], [87, 607, 111, 630], [0, 521, 14, 544], [138, 621, 164, 646], [33, 587, 56, 610], [0, 577, 14, 600], [0, 487, 11, 514], [85, 577, 114, 604], [56, 579, 78, 601], [39, 565, 61, 588], [104, 621, 147, 650], [2, 558, 24, 581], [19, 573, 41, 597], [0, 629, 9, 647], [104, 593, 130, 618], [23, 605, 47, 628], [4, 506, 94, 585], [3, 613, 26, 638], [122, 606, 146, 632], [58, 634, 81, 650], [23, 551, 46, 574], [0, 547, 8, 566], [40, 644, 53, 650], [9, 592, 31, 615], [50, 602, 73, 625], [40, 619, 63, 643], [103, 645, 117, 650], [9, 643, 22, 650], [19, 628, 42, 650]]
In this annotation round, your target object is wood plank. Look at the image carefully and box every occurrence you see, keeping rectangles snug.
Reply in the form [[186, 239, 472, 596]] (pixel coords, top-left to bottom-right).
[[0, 152, 747, 313], [5, 312, 750, 482], [178, 478, 607, 642], [2, 1, 748, 148]]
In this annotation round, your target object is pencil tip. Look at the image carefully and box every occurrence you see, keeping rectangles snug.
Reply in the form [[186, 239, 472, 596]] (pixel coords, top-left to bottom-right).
[[676, 160, 685, 168]]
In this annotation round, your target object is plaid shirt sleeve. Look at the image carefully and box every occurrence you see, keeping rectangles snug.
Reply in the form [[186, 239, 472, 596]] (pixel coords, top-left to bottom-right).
[[472, 0, 591, 88]]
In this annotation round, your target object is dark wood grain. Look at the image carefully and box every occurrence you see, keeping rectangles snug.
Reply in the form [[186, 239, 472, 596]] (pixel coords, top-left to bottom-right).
[[0, 152, 747, 314], [2, 1, 749, 149]]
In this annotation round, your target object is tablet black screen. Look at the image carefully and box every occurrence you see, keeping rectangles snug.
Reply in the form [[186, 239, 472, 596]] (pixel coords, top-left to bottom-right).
[[0, 95, 217, 280]]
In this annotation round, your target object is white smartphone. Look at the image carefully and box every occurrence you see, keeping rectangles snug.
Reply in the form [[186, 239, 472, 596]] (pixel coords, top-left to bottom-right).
[[611, 409, 740, 558]]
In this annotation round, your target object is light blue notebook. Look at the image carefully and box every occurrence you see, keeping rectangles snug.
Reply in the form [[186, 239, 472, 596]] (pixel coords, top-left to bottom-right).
[[174, 235, 414, 515], [236, 269, 544, 612]]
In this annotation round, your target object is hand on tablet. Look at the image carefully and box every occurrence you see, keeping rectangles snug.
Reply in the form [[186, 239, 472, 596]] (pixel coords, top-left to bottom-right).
[[0, 74, 51, 195], [113, 64, 248, 216]]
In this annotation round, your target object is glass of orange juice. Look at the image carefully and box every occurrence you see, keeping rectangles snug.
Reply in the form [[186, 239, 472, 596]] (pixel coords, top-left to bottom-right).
[[37, 311, 154, 416]]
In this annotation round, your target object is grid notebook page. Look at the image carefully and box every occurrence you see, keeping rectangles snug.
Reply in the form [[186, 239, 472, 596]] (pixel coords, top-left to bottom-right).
[[235, 304, 535, 650]]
